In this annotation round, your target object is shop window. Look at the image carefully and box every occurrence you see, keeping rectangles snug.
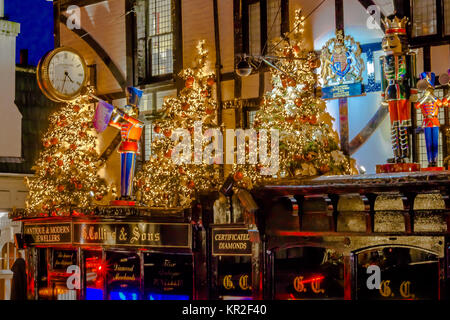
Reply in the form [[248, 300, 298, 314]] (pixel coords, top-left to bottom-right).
[[136, 0, 175, 82], [356, 246, 439, 300], [143, 252, 193, 300], [217, 256, 252, 300], [36, 249, 78, 300], [411, 0, 437, 37], [84, 251, 104, 300], [49, 249, 78, 300], [273, 247, 345, 300], [106, 251, 141, 300]]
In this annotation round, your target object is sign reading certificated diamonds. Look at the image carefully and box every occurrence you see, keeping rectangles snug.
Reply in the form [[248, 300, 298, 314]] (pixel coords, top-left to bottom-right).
[[212, 228, 252, 256]]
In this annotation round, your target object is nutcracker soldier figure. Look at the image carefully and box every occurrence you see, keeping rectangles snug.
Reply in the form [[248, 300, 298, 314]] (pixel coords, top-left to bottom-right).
[[93, 87, 144, 205], [380, 16, 417, 163], [415, 72, 444, 168]]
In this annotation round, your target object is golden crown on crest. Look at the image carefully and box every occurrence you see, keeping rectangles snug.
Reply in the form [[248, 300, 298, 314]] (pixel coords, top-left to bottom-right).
[[383, 16, 409, 35]]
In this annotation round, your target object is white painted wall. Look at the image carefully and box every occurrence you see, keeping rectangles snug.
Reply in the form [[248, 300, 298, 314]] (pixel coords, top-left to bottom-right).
[[343, 0, 384, 45], [0, 20, 21, 158]]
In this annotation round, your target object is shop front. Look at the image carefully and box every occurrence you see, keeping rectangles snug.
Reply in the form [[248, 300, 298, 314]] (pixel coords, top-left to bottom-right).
[[19, 217, 197, 300], [266, 237, 444, 300], [252, 171, 450, 300]]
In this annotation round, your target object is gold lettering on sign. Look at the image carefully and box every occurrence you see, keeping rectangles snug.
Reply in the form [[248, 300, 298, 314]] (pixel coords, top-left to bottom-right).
[[293, 276, 326, 294], [25, 224, 70, 243], [81, 226, 116, 241], [379, 280, 393, 297], [119, 227, 127, 241], [311, 278, 325, 294], [223, 275, 234, 290], [113, 265, 134, 272], [239, 275, 251, 290], [400, 281, 415, 299], [293, 276, 307, 293], [112, 274, 136, 281], [130, 226, 161, 244], [214, 233, 250, 241]]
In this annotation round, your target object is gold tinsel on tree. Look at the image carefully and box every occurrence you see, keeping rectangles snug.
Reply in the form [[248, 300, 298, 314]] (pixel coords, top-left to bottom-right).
[[236, 9, 356, 184], [25, 93, 109, 215], [135, 40, 221, 208]]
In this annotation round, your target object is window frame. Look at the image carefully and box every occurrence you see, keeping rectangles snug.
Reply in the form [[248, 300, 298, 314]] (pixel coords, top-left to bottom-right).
[[137, 0, 182, 85], [409, 0, 450, 48], [241, 0, 289, 59]]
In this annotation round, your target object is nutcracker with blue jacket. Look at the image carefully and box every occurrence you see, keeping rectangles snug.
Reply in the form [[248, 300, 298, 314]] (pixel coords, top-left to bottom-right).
[[93, 87, 144, 204], [415, 72, 445, 167], [380, 16, 418, 163]]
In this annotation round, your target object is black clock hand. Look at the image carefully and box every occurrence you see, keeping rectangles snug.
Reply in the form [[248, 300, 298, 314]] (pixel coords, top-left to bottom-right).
[[66, 73, 74, 83], [62, 73, 67, 92]]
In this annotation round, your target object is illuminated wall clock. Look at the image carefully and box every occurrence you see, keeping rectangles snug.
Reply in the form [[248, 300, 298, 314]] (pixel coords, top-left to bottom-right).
[[37, 47, 88, 102]]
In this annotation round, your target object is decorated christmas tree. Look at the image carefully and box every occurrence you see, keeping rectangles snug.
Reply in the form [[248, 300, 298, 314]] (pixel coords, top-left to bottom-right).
[[236, 10, 356, 185], [26, 93, 109, 215], [135, 40, 221, 208]]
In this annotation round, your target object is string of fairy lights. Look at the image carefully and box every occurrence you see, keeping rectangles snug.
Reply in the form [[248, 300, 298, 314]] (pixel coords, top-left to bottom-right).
[[134, 40, 222, 208], [232, 9, 355, 187], [26, 90, 110, 214], [26, 10, 354, 213]]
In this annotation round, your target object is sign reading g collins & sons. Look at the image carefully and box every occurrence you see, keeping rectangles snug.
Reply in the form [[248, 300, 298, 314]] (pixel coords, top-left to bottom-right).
[[212, 228, 252, 256], [24, 222, 72, 245], [73, 222, 192, 248]]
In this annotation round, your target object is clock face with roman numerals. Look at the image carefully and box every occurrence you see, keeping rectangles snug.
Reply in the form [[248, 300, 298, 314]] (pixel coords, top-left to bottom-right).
[[37, 47, 88, 102]]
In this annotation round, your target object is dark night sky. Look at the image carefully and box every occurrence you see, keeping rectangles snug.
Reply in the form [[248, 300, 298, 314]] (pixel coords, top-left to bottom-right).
[[5, 0, 54, 66]]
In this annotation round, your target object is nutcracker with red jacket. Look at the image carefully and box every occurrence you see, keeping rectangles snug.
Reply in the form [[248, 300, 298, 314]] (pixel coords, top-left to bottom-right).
[[415, 72, 444, 168], [93, 87, 144, 203], [380, 16, 417, 163]]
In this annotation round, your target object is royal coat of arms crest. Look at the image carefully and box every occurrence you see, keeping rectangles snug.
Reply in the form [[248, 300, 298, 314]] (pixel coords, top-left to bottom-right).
[[320, 30, 364, 86]]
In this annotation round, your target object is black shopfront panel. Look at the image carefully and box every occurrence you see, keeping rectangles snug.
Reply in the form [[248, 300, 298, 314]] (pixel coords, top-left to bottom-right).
[[356, 246, 439, 300], [143, 252, 193, 300], [105, 251, 141, 300], [273, 247, 345, 300], [217, 256, 253, 300]]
